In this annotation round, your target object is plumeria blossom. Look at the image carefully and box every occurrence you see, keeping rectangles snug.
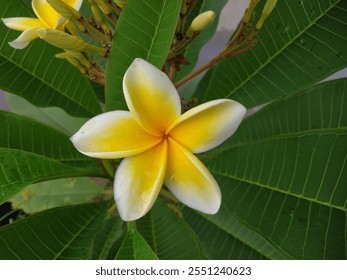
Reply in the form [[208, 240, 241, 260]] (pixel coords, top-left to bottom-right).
[[2, 0, 82, 49], [71, 58, 246, 221]]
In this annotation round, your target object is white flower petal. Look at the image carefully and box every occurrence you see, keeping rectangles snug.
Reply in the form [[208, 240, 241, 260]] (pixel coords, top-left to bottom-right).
[[123, 58, 181, 136], [8, 27, 41, 49], [114, 140, 167, 221], [165, 138, 221, 214], [167, 99, 246, 153], [70, 111, 161, 159], [2, 17, 46, 31]]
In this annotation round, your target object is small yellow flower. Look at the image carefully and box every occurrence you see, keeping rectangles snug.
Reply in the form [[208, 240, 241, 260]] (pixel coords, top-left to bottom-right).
[[1, 0, 82, 49], [71, 58, 246, 221]]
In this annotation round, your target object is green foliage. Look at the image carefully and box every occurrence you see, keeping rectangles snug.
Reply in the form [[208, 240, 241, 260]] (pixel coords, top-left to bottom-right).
[[0, 0, 101, 117], [116, 222, 158, 260], [0, 0, 346, 260], [194, 0, 347, 108], [137, 198, 204, 259], [105, 0, 181, 110], [0, 201, 109, 259], [9, 178, 103, 213]]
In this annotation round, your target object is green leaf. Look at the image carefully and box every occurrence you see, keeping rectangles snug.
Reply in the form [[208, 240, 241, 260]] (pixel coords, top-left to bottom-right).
[[183, 208, 267, 260], [194, 0, 347, 107], [9, 178, 103, 214], [220, 78, 347, 149], [206, 79, 347, 211], [6, 93, 88, 136], [0, 201, 109, 259], [92, 216, 125, 260], [0, 0, 102, 117], [194, 177, 346, 259], [116, 222, 158, 260], [137, 198, 204, 260], [0, 148, 102, 204], [0, 110, 95, 167], [193, 79, 347, 259], [105, 0, 181, 111], [175, 0, 228, 81]]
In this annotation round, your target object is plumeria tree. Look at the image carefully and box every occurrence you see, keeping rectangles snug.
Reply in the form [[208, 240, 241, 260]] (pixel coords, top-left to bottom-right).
[[0, 0, 346, 260]]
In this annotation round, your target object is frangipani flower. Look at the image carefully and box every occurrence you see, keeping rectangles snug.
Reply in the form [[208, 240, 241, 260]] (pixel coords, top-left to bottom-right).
[[2, 0, 82, 49], [71, 58, 246, 221]]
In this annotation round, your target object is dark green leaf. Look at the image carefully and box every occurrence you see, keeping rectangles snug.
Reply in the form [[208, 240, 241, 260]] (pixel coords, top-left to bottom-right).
[[137, 198, 204, 259], [92, 216, 125, 260], [194, 0, 347, 107], [195, 177, 346, 259], [222, 78, 347, 149], [0, 201, 109, 259], [105, 0, 181, 111], [9, 178, 103, 214], [183, 208, 267, 260], [116, 222, 158, 260], [0, 148, 103, 204], [0, 110, 96, 167], [0, 0, 102, 117]]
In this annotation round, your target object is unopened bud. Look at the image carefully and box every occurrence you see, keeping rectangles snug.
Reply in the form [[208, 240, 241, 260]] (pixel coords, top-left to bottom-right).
[[38, 28, 106, 57], [55, 52, 87, 73], [256, 0, 277, 29], [180, 0, 187, 15], [191, 11, 215, 32], [243, 0, 260, 24], [113, 0, 127, 8], [91, 4, 106, 24], [94, 0, 112, 15], [186, 11, 215, 38], [46, 0, 81, 20], [38, 29, 89, 51], [68, 51, 93, 68]]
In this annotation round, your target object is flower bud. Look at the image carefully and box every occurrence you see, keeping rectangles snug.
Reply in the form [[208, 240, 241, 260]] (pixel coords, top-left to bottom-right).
[[180, 0, 187, 15], [113, 0, 127, 8], [94, 0, 112, 15], [38, 29, 105, 56], [38, 29, 88, 51], [243, 0, 260, 24], [186, 10, 215, 38], [191, 11, 215, 32], [256, 0, 277, 29]]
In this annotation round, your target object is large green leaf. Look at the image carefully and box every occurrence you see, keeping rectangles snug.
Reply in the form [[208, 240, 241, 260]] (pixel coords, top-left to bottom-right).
[[0, 148, 103, 204], [189, 177, 346, 259], [6, 93, 88, 136], [0, 110, 95, 167], [188, 79, 347, 259], [194, 0, 347, 107], [175, 0, 228, 80], [116, 222, 158, 260], [105, 0, 181, 111], [183, 208, 267, 260], [92, 216, 125, 260], [137, 198, 204, 259], [9, 178, 103, 214], [0, 201, 109, 259], [209, 130, 347, 210], [219, 78, 347, 149], [0, 0, 102, 117]]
